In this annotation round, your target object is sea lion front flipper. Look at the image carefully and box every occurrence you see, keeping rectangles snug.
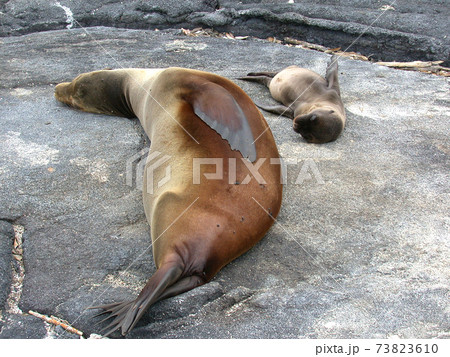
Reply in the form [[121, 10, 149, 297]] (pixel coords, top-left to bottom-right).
[[256, 103, 295, 119], [325, 54, 341, 95], [188, 81, 257, 162]]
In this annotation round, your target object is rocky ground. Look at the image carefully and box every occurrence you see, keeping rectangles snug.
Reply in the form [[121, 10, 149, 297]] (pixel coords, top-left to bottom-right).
[[0, 1, 449, 339]]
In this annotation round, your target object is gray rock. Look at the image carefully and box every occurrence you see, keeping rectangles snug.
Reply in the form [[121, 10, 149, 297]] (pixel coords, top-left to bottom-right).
[[0, 27, 448, 339]]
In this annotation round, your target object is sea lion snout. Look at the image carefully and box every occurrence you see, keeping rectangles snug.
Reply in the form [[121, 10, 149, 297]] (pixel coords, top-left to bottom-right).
[[293, 113, 317, 142], [54, 82, 74, 106], [54, 77, 87, 110], [54, 71, 135, 118]]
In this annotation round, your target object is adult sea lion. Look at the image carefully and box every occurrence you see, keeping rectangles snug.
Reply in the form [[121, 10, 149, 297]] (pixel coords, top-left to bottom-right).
[[239, 55, 346, 143], [54, 67, 282, 336]]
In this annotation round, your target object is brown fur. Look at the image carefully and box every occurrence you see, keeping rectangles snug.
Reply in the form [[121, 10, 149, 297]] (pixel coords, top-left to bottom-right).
[[240, 55, 346, 143], [55, 67, 282, 336]]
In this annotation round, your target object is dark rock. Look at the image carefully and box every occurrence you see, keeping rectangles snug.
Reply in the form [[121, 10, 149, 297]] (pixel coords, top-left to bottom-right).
[[0, 0, 448, 65], [217, 0, 450, 65], [0, 313, 47, 338]]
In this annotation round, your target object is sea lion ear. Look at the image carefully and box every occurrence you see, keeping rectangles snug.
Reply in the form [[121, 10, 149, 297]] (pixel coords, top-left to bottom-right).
[[189, 81, 257, 162]]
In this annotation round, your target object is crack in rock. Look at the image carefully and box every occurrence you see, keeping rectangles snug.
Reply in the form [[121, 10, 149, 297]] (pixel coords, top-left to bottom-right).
[[224, 292, 256, 317], [6, 224, 25, 315]]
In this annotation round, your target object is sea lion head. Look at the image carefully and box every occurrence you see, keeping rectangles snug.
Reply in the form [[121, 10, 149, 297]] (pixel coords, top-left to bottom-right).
[[293, 108, 344, 143], [54, 70, 134, 118], [55, 72, 102, 112]]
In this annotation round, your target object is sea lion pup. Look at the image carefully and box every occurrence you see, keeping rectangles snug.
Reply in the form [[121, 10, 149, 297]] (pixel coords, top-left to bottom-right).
[[239, 55, 346, 143], [54, 67, 282, 336]]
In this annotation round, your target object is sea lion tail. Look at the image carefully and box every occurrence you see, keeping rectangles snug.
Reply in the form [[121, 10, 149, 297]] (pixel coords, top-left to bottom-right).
[[90, 262, 184, 337]]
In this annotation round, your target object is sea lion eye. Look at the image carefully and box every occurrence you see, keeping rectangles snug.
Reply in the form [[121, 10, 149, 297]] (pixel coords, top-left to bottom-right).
[[310, 114, 317, 121], [77, 86, 87, 98], [329, 110, 334, 114]]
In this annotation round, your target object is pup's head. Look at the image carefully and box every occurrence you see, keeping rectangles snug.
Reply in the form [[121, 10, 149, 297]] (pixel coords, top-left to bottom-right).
[[293, 108, 344, 143]]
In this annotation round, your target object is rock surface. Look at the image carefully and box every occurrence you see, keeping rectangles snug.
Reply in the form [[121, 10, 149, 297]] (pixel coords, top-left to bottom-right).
[[0, 24, 449, 338], [0, 0, 449, 65]]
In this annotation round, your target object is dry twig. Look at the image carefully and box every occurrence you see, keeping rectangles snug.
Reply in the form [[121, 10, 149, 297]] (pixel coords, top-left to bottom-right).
[[377, 60, 450, 76], [28, 310, 83, 336]]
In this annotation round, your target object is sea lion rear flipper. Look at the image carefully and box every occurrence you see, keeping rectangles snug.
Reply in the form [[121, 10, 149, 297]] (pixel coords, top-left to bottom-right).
[[246, 71, 278, 77], [188, 81, 257, 162], [90, 264, 184, 336], [256, 103, 294, 119], [156, 276, 204, 301], [325, 55, 341, 95], [237, 74, 274, 87]]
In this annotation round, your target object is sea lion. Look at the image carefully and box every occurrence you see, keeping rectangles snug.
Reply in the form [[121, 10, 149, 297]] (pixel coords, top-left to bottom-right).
[[239, 55, 346, 143], [54, 67, 282, 336]]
